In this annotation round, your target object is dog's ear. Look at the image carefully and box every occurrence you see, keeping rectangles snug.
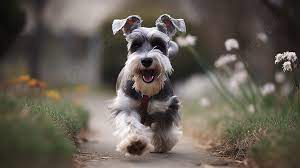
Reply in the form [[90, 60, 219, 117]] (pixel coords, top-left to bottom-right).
[[112, 15, 142, 35], [155, 14, 186, 37]]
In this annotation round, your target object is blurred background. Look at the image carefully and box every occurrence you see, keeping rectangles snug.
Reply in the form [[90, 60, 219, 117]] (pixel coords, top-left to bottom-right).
[[1, 0, 299, 88], [2, 1, 300, 167]]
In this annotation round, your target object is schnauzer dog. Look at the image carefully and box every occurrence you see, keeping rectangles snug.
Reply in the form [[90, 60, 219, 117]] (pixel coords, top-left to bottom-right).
[[110, 14, 186, 156]]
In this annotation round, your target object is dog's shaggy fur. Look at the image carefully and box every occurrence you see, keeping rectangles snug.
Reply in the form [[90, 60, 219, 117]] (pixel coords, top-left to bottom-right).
[[109, 14, 186, 156]]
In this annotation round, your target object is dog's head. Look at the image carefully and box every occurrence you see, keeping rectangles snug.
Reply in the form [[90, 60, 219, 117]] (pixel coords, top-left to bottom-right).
[[112, 14, 186, 96]]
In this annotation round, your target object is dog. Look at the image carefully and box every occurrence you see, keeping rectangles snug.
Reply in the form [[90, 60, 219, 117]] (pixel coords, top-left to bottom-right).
[[110, 14, 186, 156]]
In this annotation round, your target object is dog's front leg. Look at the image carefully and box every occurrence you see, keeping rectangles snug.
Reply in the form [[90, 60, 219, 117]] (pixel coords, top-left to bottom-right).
[[149, 96, 182, 153], [113, 110, 154, 155]]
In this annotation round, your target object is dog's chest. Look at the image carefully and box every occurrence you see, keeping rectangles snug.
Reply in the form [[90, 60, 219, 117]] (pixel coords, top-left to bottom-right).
[[137, 97, 170, 126], [146, 99, 170, 114], [137, 95, 168, 113], [122, 79, 174, 124]]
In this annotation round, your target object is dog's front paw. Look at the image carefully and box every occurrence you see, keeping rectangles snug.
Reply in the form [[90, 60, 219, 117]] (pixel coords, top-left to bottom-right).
[[126, 138, 149, 155], [116, 134, 153, 156]]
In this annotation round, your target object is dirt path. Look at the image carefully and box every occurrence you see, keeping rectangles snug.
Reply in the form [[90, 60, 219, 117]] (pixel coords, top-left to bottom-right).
[[76, 94, 233, 168]]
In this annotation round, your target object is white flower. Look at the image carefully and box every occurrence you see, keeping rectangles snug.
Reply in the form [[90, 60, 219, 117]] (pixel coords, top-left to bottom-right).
[[234, 61, 245, 71], [176, 34, 197, 47], [275, 51, 297, 64], [282, 61, 292, 72], [214, 54, 237, 68], [275, 51, 298, 72], [256, 32, 268, 43], [247, 104, 255, 113], [229, 70, 248, 89], [229, 61, 248, 88], [275, 53, 284, 64], [284, 51, 297, 62], [225, 38, 239, 51], [275, 72, 285, 83], [260, 83, 276, 96], [185, 35, 197, 45], [199, 97, 211, 108]]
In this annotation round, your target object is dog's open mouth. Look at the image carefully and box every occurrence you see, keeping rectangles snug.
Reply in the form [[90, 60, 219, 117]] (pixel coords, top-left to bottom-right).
[[141, 69, 157, 83]]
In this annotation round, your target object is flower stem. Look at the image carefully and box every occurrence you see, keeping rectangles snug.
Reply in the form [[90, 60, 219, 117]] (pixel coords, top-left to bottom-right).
[[293, 70, 300, 108], [187, 46, 248, 112]]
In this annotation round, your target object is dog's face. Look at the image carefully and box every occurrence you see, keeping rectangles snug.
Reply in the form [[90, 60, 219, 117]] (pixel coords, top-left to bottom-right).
[[112, 14, 186, 96]]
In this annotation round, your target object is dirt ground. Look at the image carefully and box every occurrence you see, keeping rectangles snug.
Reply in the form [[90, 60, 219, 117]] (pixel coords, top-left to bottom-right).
[[74, 93, 235, 168]]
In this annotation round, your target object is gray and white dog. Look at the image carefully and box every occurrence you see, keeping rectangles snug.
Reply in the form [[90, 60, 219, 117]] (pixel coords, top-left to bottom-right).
[[110, 14, 186, 156]]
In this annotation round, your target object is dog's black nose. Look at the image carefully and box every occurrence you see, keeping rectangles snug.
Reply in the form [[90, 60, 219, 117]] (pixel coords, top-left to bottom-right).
[[141, 58, 153, 68]]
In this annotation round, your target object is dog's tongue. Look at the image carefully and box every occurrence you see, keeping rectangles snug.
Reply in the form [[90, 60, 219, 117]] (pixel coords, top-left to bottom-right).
[[142, 75, 154, 83]]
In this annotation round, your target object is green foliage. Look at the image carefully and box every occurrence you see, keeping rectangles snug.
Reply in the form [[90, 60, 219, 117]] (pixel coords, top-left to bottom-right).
[[223, 96, 300, 167], [0, 94, 88, 167], [185, 38, 300, 167]]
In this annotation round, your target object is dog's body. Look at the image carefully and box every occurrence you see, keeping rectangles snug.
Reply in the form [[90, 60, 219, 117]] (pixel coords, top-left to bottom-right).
[[110, 14, 186, 156]]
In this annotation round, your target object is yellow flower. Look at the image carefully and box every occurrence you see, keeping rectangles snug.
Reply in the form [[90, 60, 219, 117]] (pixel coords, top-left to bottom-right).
[[18, 75, 30, 82], [46, 90, 61, 101], [11, 75, 31, 84], [75, 85, 89, 93], [27, 79, 47, 89], [27, 79, 38, 88]]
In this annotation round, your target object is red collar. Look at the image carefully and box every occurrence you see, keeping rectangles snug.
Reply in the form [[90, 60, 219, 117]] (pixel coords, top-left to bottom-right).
[[140, 95, 150, 125], [140, 95, 150, 112]]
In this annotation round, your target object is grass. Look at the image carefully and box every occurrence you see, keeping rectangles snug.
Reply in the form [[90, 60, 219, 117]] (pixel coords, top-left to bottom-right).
[[180, 36, 300, 167], [183, 94, 300, 167], [0, 93, 88, 168], [222, 96, 300, 167]]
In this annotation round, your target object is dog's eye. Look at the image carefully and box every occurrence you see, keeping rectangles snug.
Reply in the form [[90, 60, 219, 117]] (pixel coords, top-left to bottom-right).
[[151, 39, 167, 54], [130, 41, 142, 52]]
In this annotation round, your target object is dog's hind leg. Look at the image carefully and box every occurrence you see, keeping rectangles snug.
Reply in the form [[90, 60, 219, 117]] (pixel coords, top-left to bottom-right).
[[113, 111, 154, 155]]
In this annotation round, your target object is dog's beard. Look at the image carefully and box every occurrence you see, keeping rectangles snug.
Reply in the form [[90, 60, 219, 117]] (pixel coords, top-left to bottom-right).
[[132, 74, 166, 96], [124, 54, 172, 96]]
